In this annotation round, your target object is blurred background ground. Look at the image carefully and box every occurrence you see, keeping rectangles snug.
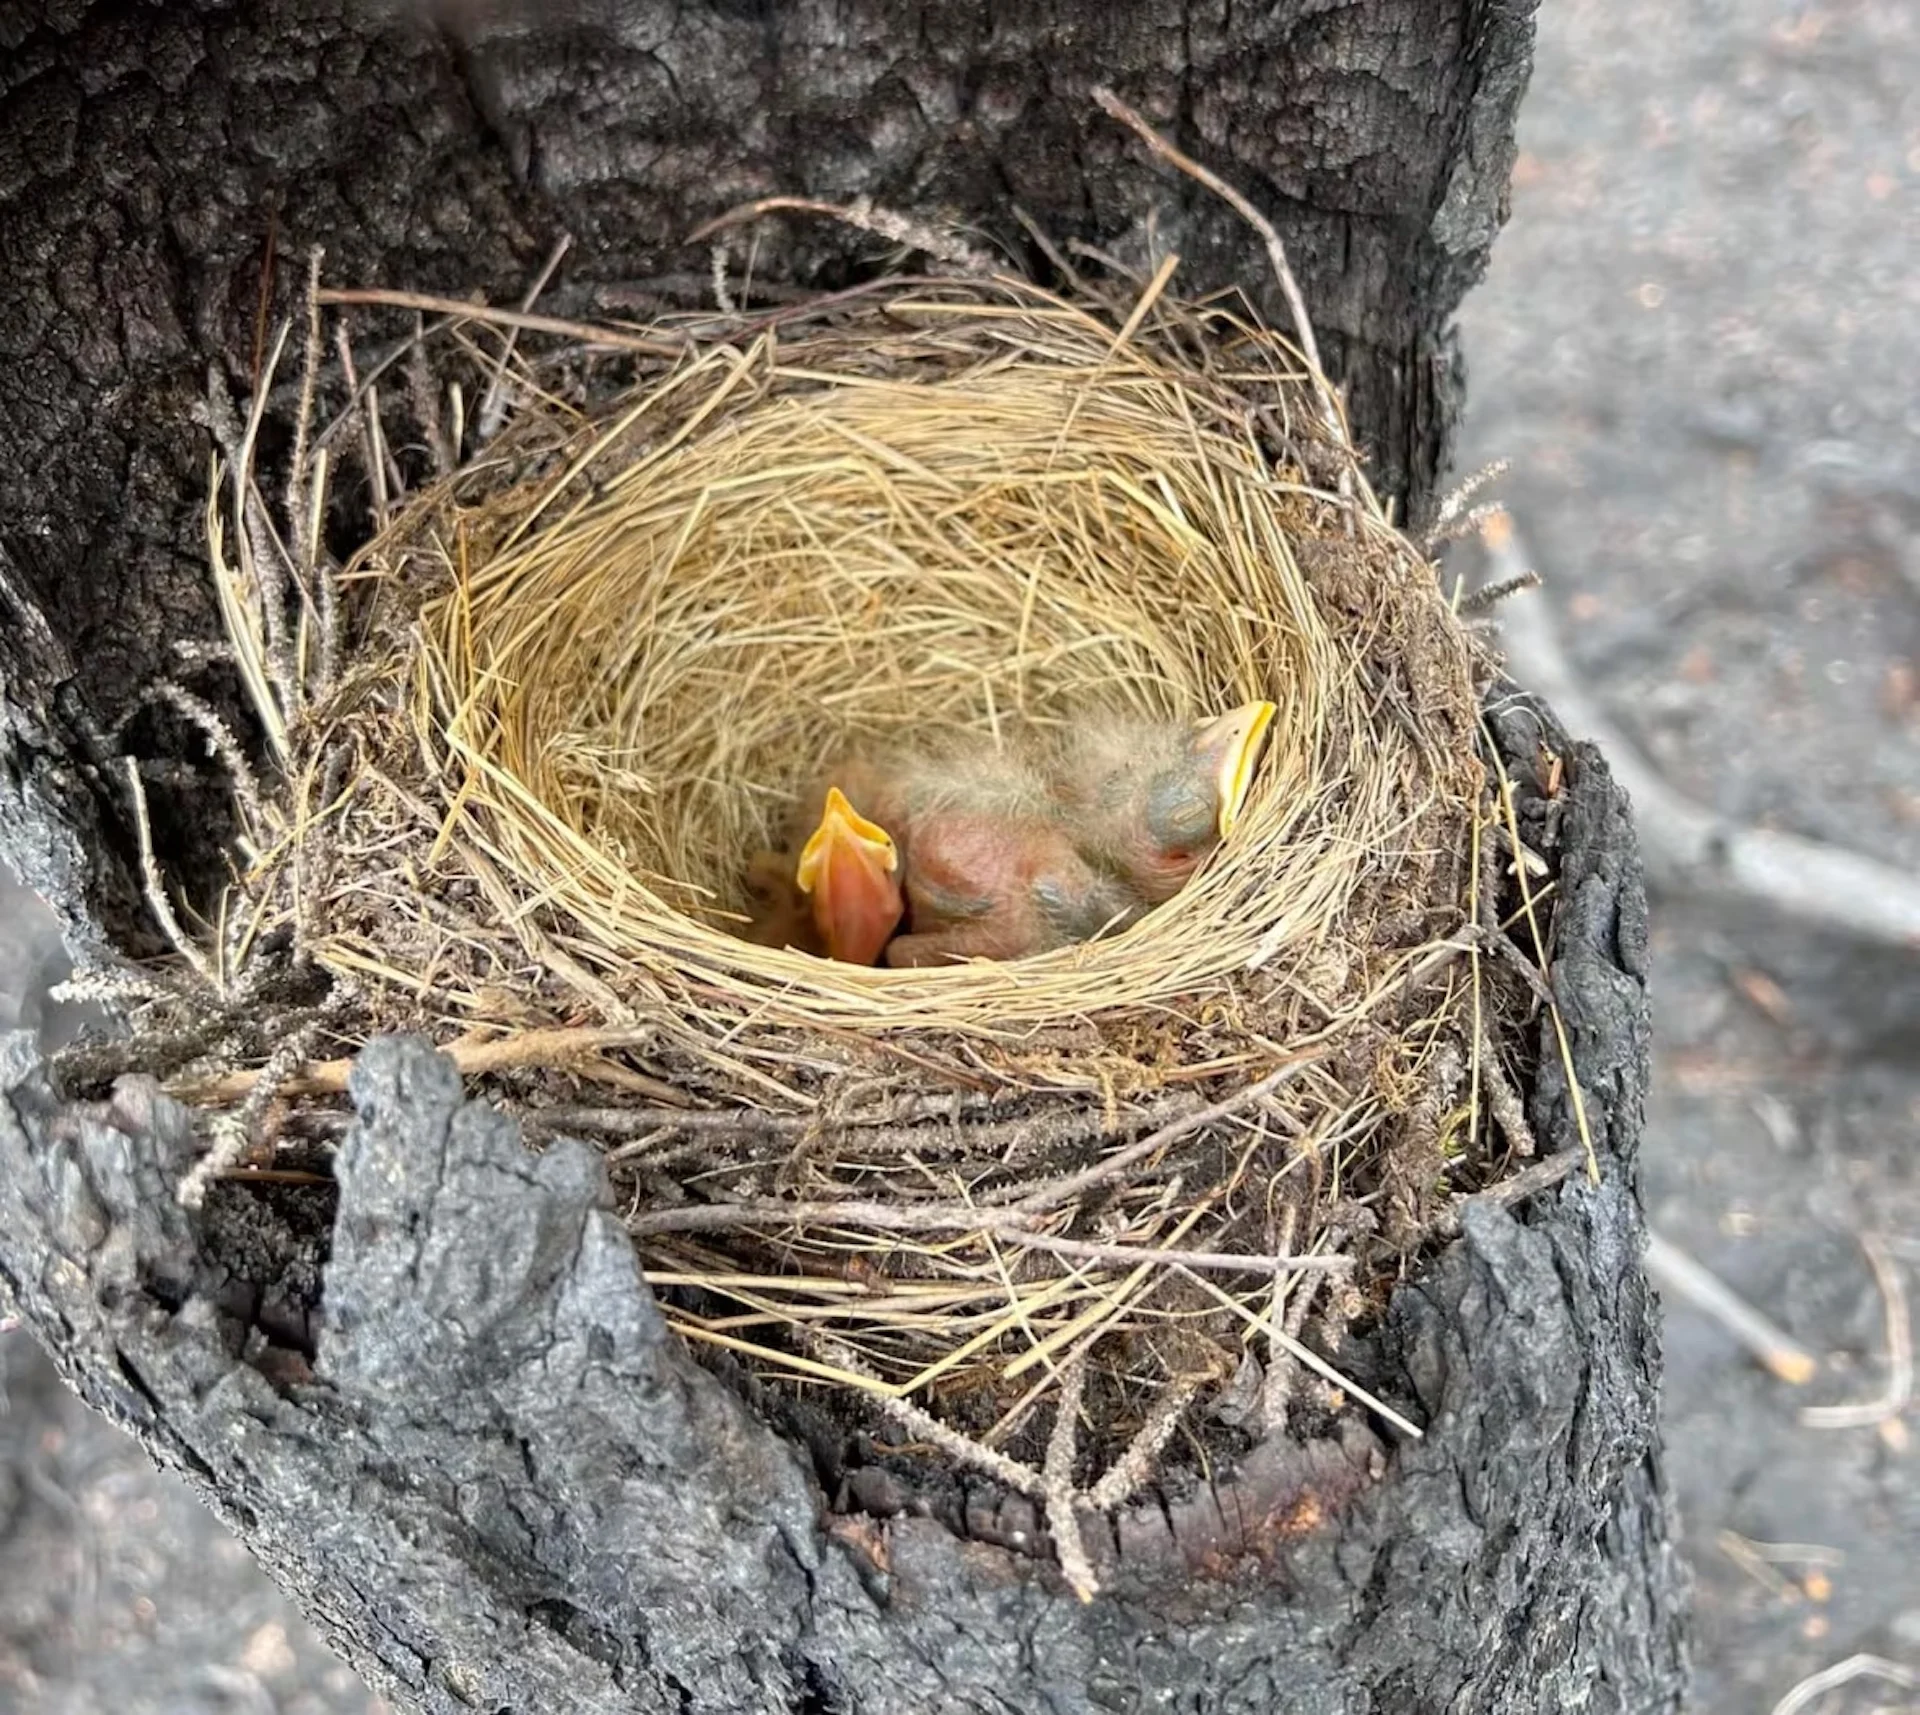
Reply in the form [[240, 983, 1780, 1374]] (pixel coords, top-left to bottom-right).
[[1, 0, 1915, 1708]]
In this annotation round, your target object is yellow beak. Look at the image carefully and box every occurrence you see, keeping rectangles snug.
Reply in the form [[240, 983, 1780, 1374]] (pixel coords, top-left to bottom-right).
[[796, 786, 903, 965], [1193, 700, 1278, 838]]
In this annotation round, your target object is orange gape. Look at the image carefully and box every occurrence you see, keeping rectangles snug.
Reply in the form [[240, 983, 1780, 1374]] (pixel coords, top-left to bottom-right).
[[794, 787, 905, 966]]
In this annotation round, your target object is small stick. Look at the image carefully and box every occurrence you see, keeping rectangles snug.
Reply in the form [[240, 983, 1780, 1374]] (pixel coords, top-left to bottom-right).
[[171, 1026, 692, 1106], [1090, 1368, 1208, 1511], [1644, 1230, 1818, 1386], [177, 1117, 254, 1211], [477, 232, 574, 444], [686, 195, 997, 274], [628, 1196, 1352, 1279], [124, 759, 222, 997], [317, 286, 688, 356], [1177, 1262, 1424, 1442], [146, 682, 267, 828], [1476, 1020, 1537, 1158], [1471, 1147, 1586, 1209], [1042, 1352, 1100, 1601], [285, 245, 326, 569], [1801, 1233, 1910, 1427], [1003, 1051, 1325, 1213], [1769, 1654, 1917, 1715], [813, 1337, 1046, 1496], [1091, 86, 1341, 441]]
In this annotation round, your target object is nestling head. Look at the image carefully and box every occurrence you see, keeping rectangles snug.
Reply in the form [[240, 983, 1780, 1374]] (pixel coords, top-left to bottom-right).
[[795, 786, 904, 964], [1124, 700, 1278, 901]]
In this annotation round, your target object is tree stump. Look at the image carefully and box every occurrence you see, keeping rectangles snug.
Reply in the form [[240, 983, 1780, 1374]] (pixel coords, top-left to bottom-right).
[[0, 4, 1689, 1710]]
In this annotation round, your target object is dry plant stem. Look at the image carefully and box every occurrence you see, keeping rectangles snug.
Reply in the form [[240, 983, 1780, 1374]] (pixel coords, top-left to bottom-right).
[[1468, 905, 1560, 1013], [686, 196, 997, 274], [148, 682, 267, 827], [1469, 1148, 1585, 1210], [1483, 512, 1920, 946], [176, 1118, 253, 1211], [1644, 1231, 1818, 1387], [1089, 1369, 1209, 1510], [627, 1197, 1352, 1279], [1042, 1352, 1100, 1602], [178, 1021, 323, 1208], [1175, 1263, 1424, 1441], [1433, 460, 1512, 534], [1456, 568, 1541, 614], [1475, 1019, 1537, 1158], [1801, 1234, 1911, 1426], [477, 233, 574, 444], [1090, 85, 1341, 441], [316, 287, 687, 357], [813, 1337, 1046, 1497], [1003, 1054, 1324, 1213], [172, 1027, 693, 1106], [1768, 1654, 1919, 1715], [285, 245, 325, 577], [124, 758, 223, 997]]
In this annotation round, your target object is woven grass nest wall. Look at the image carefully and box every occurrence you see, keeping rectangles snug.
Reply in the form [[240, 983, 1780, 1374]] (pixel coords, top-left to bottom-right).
[[92, 254, 1555, 1590]]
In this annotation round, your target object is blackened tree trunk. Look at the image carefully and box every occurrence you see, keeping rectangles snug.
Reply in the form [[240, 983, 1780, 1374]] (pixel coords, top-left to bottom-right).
[[0, 4, 1689, 1712]]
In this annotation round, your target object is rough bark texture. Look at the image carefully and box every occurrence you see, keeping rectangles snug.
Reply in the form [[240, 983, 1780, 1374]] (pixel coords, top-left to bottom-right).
[[0, 0, 1533, 951], [0, 4, 1690, 1710], [0, 722, 1687, 1714]]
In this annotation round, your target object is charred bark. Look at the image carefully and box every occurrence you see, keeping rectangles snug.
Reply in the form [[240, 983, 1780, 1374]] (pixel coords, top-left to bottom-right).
[[0, 723, 1686, 1712], [0, 4, 1688, 1710]]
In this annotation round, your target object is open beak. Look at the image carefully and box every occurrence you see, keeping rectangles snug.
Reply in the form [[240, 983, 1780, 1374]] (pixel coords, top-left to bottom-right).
[[1192, 700, 1278, 839], [796, 786, 904, 965]]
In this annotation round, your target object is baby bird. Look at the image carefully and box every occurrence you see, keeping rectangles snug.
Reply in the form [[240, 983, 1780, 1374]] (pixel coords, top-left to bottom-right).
[[793, 786, 907, 965], [1049, 700, 1278, 903], [740, 783, 905, 963], [807, 740, 1142, 968]]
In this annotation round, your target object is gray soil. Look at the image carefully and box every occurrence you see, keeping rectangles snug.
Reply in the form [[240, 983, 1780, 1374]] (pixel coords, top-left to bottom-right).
[[2, 0, 1915, 1709]]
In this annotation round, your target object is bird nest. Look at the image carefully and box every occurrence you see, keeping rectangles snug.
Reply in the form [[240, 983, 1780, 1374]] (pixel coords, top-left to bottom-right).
[[76, 249, 1554, 1584]]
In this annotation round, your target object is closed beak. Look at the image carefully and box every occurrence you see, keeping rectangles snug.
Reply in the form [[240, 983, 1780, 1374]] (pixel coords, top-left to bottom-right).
[[1192, 700, 1278, 838], [796, 786, 904, 964]]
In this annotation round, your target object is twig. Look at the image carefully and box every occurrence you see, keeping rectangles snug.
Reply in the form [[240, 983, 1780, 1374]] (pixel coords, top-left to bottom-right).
[[813, 1337, 1046, 1496], [629, 1195, 1352, 1279], [477, 233, 573, 444], [1468, 1148, 1586, 1209], [686, 196, 997, 274], [285, 246, 325, 575], [1001, 1230, 1355, 1279], [1091, 86, 1340, 442], [170, 1026, 689, 1105], [178, 1117, 253, 1211], [1769, 1653, 1918, 1715], [1003, 1051, 1325, 1213], [1482, 510, 1920, 947], [123, 759, 222, 997], [1042, 1352, 1099, 1602], [1088, 1367, 1209, 1510], [1476, 1019, 1537, 1158], [1801, 1234, 1911, 1426], [1457, 568, 1541, 616], [1260, 1206, 1310, 1434], [1176, 1263, 1425, 1441], [143, 682, 268, 829], [1645, 1231, 1819, 1386], [316, 286, 687, 356]]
